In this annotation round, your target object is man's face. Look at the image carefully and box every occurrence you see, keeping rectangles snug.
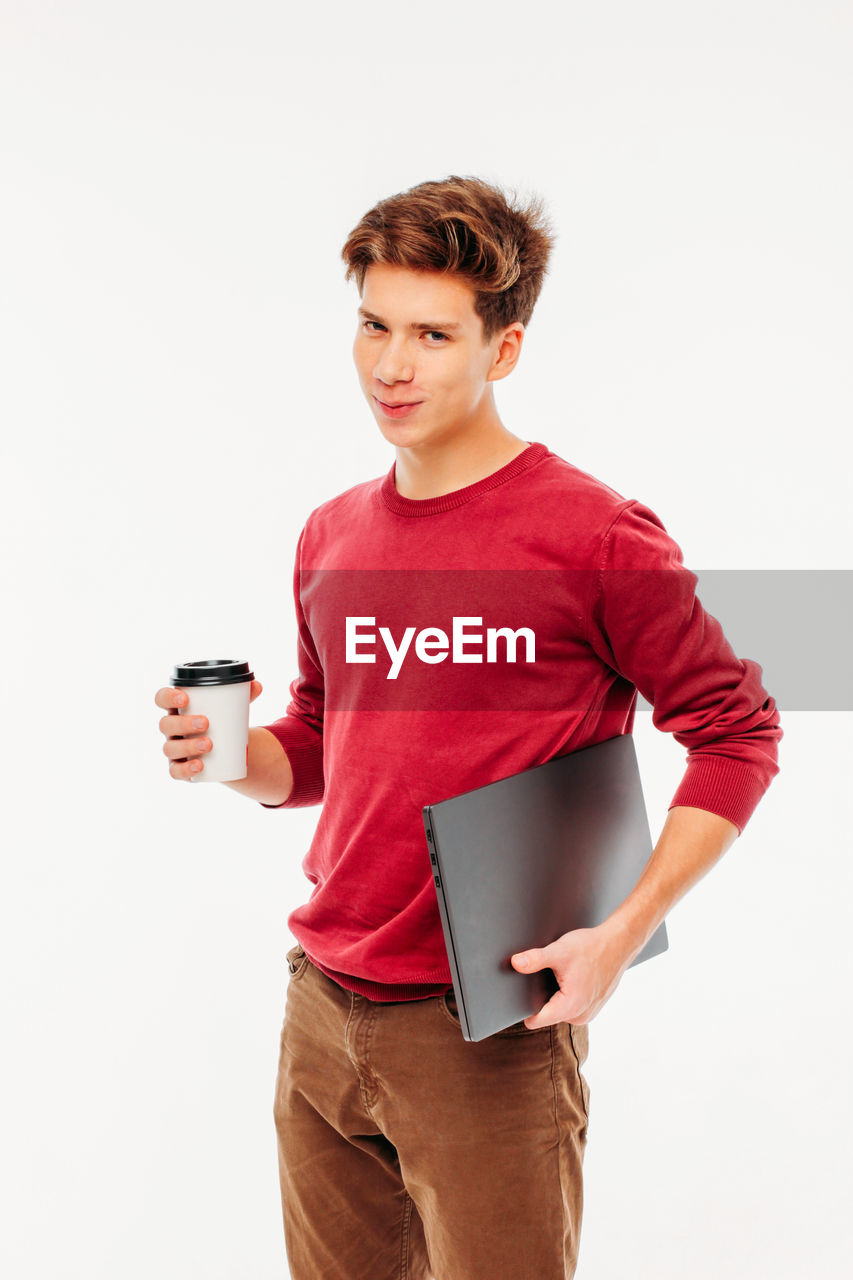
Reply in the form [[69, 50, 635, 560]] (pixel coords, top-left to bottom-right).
[[352, 263, 521, 451]]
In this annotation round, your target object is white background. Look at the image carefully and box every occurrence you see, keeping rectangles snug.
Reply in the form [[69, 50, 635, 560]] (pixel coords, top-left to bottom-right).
[[2, 2, 850, 1277]]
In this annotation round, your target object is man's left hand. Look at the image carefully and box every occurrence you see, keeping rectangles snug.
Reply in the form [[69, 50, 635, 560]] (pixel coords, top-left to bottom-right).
[[510, 924, 633, 1028]]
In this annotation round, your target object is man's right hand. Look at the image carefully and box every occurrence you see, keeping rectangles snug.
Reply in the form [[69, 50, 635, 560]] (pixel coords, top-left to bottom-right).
[[155, 680, 264, 781]]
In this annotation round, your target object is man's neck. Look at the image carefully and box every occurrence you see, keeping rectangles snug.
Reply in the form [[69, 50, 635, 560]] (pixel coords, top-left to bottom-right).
[[393, 429, 531, 501]]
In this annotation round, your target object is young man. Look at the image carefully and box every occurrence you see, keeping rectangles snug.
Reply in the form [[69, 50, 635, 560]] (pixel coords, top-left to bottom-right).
[[157, 175, 782, 1279]]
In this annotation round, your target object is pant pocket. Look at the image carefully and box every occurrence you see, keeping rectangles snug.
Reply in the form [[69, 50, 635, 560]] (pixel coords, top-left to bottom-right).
[[286, 944, 309, 979], [567, 1022, 591, 1122]]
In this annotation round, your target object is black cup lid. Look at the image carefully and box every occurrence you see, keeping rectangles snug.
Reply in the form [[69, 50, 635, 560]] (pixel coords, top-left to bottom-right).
[[171, 659, 254, 687]]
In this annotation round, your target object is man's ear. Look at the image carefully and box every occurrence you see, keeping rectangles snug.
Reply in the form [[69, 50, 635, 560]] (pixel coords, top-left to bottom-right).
[[487, 324, 525, 382]]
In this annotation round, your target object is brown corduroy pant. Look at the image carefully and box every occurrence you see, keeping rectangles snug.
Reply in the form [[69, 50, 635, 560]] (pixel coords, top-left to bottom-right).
[[273, 944, 591, 1279]]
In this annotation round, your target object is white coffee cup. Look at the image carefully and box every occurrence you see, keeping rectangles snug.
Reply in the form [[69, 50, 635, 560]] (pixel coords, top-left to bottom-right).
[[170, 659, 254, 782]]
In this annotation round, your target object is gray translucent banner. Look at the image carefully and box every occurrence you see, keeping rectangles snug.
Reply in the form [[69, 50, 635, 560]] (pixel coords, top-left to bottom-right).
[[633, 570, 852, 712], [298, 568, 852, 712]]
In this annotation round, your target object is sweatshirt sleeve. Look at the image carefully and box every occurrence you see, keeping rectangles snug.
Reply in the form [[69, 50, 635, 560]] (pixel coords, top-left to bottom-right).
[[258, 524, 325, 809], [585, 499, 782, 835]]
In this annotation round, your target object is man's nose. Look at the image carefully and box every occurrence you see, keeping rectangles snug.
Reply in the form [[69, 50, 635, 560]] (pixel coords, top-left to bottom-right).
[[373, 337, 415, 385]]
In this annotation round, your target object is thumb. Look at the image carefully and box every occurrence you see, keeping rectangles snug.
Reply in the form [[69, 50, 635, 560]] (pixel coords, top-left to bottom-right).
[[249, 680, 263, 702], [511, 947, 549, 973]]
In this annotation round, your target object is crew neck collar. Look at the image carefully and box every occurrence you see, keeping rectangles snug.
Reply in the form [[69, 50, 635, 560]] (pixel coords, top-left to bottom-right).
[[378, 441, 549, 517]]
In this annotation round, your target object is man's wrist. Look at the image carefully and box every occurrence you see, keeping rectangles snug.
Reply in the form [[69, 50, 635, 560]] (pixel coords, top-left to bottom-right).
[[597, 911, 650, 970], [221, 727, 294, 805]]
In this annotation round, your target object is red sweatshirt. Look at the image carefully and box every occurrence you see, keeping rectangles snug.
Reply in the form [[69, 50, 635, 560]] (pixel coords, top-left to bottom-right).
[[260, 441, 782, 1001]]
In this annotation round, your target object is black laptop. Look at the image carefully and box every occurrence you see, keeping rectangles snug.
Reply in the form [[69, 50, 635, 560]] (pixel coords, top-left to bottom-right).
[[422, 733, 668, 1042]]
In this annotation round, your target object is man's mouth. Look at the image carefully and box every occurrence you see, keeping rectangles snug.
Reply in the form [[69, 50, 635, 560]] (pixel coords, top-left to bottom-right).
[[374, 396, 423, 418]]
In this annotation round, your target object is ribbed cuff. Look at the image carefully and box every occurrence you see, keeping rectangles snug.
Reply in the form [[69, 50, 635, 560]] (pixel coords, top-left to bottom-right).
[[668, 753, 768, 835], [258, 719, 325, 808]]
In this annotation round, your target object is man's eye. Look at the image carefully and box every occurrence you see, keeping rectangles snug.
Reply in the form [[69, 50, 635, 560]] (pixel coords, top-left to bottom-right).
[[361, 321, 448, 342]]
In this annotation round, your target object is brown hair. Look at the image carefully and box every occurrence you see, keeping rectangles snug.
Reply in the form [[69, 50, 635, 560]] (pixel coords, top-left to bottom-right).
[[340, 175, 556, 344]]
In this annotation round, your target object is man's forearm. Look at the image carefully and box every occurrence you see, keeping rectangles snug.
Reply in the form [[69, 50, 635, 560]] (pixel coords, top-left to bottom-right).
[[221, 727, 294, 805], [601, 804, 740, 963]]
